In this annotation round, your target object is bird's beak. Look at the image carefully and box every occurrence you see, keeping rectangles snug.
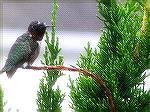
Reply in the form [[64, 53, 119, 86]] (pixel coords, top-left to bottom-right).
[[45, 25, 53, 27], [43, 22, 55, 27]]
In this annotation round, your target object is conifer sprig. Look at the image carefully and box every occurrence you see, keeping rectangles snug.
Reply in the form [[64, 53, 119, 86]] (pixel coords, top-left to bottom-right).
[[70, 0, 150, 111], [36, 0, 65, 112]]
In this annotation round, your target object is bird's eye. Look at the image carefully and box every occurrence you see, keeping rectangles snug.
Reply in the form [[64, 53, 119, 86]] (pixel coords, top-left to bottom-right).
[[32, 25, 35, 29], [37, 21, 40, 25]]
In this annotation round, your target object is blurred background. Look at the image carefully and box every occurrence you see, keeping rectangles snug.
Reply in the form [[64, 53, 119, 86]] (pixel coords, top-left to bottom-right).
[[0, 0, 150, 112]]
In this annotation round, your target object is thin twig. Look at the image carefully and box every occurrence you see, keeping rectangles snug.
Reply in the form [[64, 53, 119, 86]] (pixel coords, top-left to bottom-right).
[[25, 65, 115, 112]]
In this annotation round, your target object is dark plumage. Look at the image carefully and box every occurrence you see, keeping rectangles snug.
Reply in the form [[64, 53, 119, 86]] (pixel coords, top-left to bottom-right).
[[0, 21, 51, 78]]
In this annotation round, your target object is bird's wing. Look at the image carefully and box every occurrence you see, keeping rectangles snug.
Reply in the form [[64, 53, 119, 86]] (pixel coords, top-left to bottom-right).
[[27, 43, 40, 65], [4, 36, 32, 70]]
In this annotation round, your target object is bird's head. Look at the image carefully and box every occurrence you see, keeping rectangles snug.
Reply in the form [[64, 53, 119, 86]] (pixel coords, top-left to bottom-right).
[[28, 21, 51, 41]]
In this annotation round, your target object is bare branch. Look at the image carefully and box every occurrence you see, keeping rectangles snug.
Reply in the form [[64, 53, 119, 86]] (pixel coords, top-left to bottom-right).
[[25, 65, 115, 112]]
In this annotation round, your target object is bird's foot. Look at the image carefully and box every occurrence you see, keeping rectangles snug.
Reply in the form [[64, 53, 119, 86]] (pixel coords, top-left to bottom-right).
[[21, 65, 25, 69], [21, 65, 31, 69]]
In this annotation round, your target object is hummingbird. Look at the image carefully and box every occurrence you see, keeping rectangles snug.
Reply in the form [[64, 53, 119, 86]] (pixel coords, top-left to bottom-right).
[[0, 21, 51, 78]]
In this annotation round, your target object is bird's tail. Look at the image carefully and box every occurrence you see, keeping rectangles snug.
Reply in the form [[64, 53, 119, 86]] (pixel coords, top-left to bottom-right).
[[0, 66, 16, 78], [6, 70, 16, 78]]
